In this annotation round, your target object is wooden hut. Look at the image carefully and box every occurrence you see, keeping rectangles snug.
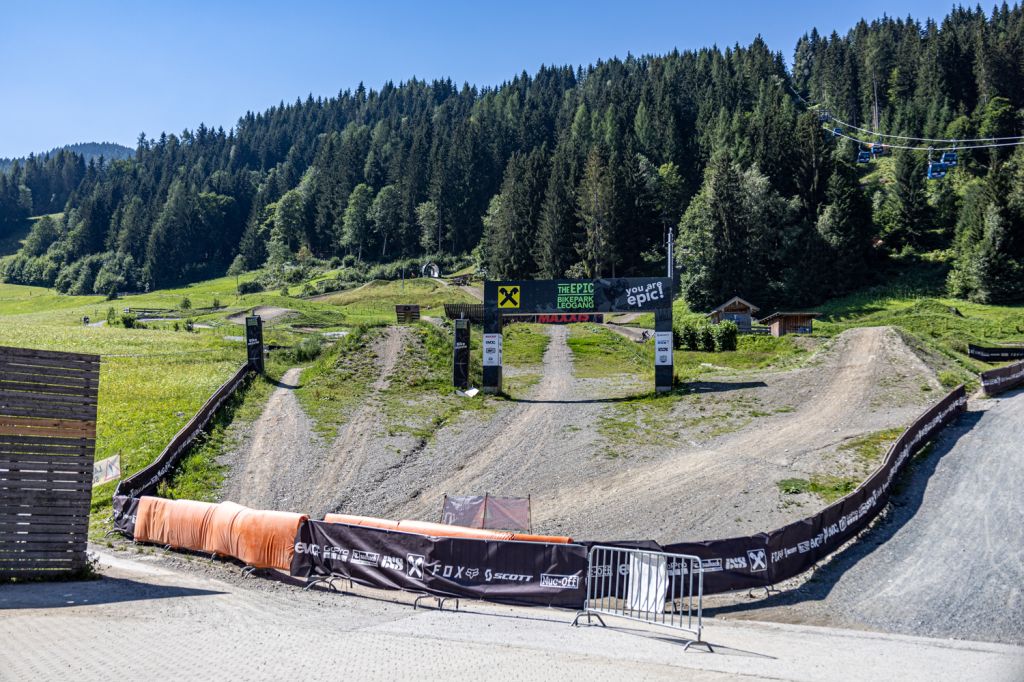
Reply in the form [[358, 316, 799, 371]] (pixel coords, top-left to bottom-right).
[[707, 296, 760, 332], [758, 312, 821, 337]]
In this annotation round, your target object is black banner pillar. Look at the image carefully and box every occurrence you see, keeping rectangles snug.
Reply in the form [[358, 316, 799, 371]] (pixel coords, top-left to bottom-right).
[[482, 282, 502, 394], [245, 315, 264, 373], [654, 307, 674, 392], [453, 318, 470, 389]]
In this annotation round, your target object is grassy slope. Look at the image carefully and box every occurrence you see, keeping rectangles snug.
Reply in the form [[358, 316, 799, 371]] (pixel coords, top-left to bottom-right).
[[316, 278, 478, 325]]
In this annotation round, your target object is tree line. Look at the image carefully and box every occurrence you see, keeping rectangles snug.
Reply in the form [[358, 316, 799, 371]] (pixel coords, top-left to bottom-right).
[[1, 4, 1022, 306]]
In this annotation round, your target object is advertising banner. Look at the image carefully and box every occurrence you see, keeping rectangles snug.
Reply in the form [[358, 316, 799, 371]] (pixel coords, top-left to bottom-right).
[[291, 520, 587, 607], [660, 385, 967, 594], [980, 361, 1024, 395], [487, 278, 672, 314], [967, 344, 1024, 361]]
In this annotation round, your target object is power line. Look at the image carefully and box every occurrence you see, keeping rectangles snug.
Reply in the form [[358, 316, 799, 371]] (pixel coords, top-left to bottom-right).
[[823, 126, 1024, 153]]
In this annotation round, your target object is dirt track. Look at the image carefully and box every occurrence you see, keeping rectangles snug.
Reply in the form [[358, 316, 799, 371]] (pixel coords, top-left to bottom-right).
[[715, 388, 1024, 645], [226, 306, 293, 324], [221, 321, 938, 545]]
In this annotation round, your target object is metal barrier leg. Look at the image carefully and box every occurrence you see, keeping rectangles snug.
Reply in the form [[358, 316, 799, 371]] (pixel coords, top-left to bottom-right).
[[571, 611, 606, 628], [681, 639, 714, 653]]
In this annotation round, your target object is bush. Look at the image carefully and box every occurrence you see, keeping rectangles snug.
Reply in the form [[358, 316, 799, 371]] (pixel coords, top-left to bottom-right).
[[713, 320, 739, 351], [212, 297, 221, 309], [120, 313, 138, 329], [237, 280, 263, 295], [184, 319, 195, 333], [106, 307, 116, 325], [293, 336, 323, 362], [697, 324, 715, 352], [180, 297, 192, 310]]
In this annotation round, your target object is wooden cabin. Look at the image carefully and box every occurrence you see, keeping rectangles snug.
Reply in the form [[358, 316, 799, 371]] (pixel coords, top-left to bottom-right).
[[758, 312, 821, 337], [707, 296, 760, 332]]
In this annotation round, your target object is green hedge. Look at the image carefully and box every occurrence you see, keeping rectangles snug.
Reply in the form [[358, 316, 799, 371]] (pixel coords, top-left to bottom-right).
[[673, 319, 738, 352]]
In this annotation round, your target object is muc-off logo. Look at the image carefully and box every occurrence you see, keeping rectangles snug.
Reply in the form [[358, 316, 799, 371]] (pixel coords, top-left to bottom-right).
[[381, 556, 404, 571], [540, 574, 580, 590]]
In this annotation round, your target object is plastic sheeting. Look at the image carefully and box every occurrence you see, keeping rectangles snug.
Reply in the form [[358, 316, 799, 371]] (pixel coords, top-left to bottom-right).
[[322, 514, 572, 544], [133, 497, 307, 572]]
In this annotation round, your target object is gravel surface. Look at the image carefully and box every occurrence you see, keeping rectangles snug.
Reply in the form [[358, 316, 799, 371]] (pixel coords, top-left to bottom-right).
[[219, 324, 939, 545], [3, 547, 1019, 681], [226, 306, 293, 324], [710, 388, 1024, 645]]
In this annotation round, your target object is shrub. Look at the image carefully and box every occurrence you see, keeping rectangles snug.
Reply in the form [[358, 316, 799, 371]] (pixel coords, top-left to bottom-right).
[[237, 280, 263, 295], [120, 313, 137, 329], [293, 336, 323, 362], [106, 307, 116, 325], [211, 297, 221, 309], [697, 324, 715, 352], [714, 320, 739, 351], [184, 319, 195, 333], [180, 297, 192, 310]]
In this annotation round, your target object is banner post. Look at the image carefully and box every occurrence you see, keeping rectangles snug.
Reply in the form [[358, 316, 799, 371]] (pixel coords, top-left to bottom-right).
[[453, 318, 470, 389], [245, 315, 264, 373]]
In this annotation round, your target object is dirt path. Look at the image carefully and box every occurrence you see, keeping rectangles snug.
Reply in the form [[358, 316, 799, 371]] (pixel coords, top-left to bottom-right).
[[379, 326, 937, 541], [227, 306, 293, 324], [538, 326, 936, 540], [219, 368, 324, 510]]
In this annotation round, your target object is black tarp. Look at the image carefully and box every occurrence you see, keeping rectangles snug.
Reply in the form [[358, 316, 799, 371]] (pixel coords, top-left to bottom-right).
[[291, 520, 587, 608]]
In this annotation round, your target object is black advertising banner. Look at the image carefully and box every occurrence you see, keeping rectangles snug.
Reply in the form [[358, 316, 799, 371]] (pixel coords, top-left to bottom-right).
[[452, 319, 470, 389], [981, 361, 1024, 395], [112, 494, 140, 536], [291, 520, 587, 608], [663, 386, 967, 594], [967, 344, 1024, 362], [486, 278, 672, 314]]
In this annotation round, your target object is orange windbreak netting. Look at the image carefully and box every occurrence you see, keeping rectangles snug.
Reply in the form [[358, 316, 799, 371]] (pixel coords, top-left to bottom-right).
[[134, 498, 306, 571], [134, 496, 218, 551], [323, 514, 572, 544]]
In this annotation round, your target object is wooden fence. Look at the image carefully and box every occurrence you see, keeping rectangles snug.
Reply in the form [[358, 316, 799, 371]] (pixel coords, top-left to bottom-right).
[[0, 346, 100, 579]]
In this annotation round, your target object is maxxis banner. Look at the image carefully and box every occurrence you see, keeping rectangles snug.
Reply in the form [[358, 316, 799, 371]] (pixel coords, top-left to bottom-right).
[[291, 520, 587, 608]]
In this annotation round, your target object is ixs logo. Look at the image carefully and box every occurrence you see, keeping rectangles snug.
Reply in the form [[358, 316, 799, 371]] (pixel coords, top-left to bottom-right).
[[725, 556, 748, 571], [540, 574, 580, 590], [381, 556, 404, 571], [350, 550, 381, 567], [407, 554, 425, 579]]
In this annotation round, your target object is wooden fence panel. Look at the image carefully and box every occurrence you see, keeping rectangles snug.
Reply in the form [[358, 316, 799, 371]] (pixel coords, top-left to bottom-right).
[[0, 346, 99, 580]]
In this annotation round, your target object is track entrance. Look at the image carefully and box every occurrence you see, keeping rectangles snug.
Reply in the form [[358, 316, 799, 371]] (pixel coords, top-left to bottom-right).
[[483, 278, 673, 394]]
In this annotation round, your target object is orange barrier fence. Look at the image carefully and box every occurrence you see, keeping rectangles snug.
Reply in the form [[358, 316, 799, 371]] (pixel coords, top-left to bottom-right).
[[323, 513, 573, 544], [134, 497, 307, 571]]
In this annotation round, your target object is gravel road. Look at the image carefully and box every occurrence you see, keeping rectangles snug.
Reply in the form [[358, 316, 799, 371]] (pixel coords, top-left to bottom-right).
[[712, 388, 1024, 645]]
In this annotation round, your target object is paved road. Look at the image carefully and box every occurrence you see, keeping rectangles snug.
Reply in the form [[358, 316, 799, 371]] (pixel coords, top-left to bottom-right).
[[714, 388, 1024, 645], [0, 549, 1020, 681]]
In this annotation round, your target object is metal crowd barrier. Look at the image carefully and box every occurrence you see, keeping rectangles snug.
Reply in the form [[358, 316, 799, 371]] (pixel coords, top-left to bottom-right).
[[572, 545, 712, 652]]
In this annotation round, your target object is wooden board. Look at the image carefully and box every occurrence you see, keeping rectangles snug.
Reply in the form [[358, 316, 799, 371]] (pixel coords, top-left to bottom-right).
[[0, 346, 99, 581]]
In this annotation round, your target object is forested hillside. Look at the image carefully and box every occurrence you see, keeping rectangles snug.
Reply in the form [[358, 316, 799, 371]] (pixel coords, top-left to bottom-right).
[[1, 5, 1022, 306], [0, 142, 134, 173]]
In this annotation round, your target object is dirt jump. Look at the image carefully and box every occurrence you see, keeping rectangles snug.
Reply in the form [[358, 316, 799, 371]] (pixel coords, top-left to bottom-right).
[[222, 323, 940, 545], [227, 306, 293, 324]]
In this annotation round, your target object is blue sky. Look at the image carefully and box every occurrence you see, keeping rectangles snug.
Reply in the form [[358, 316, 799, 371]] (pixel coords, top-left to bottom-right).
[[2, 0, 957, 158]]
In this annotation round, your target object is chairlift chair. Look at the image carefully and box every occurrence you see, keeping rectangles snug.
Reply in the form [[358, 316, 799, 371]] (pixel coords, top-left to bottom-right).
[[940, 150, 958, 166], [870, 143, 885, 158], [927, 161, 948, 180], [831, 127, 841, 138], [856, 150, 871, 164]]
